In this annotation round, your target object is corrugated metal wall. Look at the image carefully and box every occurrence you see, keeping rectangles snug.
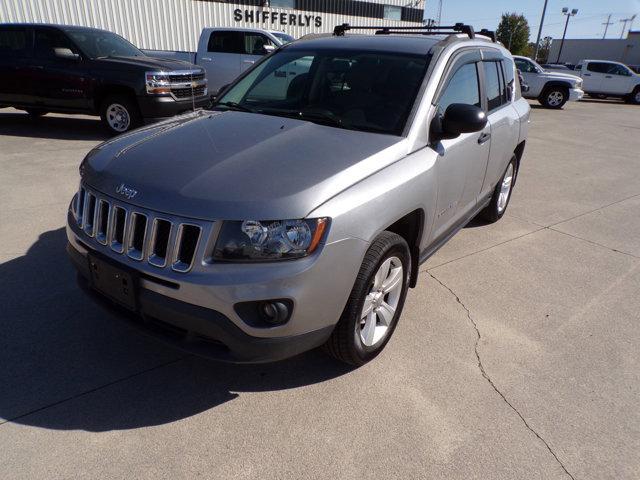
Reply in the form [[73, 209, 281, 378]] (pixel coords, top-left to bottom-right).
[[0, 0, 424, 52]]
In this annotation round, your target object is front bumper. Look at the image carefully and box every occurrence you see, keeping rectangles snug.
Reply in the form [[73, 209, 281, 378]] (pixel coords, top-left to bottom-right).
[[137, 95, 210, 122], [569, 88, 584, 102], [68, 241, 334, 363]]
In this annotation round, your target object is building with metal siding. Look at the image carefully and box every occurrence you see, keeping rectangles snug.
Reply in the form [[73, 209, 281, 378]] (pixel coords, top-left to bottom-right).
[[547, 31, 640, 65], [0, 0, 425, 52]]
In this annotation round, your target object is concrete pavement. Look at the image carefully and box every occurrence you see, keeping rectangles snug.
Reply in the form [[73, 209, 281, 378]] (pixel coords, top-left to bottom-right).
[[0, 100, 639, 479]]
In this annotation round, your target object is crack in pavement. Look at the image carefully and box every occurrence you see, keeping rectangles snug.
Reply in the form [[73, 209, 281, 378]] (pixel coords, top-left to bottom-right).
[[428, 272, 576, 480]]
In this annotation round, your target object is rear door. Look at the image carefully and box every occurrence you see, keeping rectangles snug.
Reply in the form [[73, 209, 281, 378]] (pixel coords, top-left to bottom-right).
[[32, 27, 89, 110], [240, 32, 276, 73], [583, 62, 606, 92], [0, 25, 34, 106], [479, 55, 519, 202], [430, 52, 490, 240], [603, 63, 634, 94], [200, 30, 243, 93]]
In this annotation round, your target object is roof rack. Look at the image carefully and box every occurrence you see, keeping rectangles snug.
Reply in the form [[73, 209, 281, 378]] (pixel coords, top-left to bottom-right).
[[478, 29, 497, 42], [333, 23, 476, 39]]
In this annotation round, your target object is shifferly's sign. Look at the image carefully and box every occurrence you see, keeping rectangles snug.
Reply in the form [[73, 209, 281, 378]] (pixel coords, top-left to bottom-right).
[[234, 9, 322, 27]]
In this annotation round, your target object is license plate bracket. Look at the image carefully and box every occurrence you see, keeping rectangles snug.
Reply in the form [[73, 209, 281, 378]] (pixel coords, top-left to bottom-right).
[[88, 254, 138, 311]]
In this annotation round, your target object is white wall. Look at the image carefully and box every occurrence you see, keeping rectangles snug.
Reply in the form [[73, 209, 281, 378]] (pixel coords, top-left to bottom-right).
[[1, 0, 423, 52]]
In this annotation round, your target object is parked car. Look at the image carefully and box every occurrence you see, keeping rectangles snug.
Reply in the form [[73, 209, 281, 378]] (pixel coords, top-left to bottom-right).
[[574, 60, 640, 104], [194, 28, 293, 94], [0, 23, 209, 134], [67, 24, 530, 366], [514, 55, 583, 108]]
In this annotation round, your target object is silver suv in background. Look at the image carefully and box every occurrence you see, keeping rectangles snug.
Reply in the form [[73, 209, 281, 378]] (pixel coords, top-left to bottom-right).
[[67, 24, 530, 366], [514, 55, 584, 108]]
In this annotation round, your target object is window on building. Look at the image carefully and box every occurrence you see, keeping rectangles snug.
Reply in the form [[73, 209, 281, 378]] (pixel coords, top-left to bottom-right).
[[483, 61, 505, 111], [208, 31, 243, 54], [383, 5, 402, 21], [269, 0, 295, 8], [437, 63, 480, 114], [0, 27, 30, 58]]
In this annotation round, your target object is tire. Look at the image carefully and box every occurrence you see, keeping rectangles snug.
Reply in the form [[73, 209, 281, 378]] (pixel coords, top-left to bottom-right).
[[324, 231, 411, 366], [626, 87, 640, 105], [481, 156, 517, 223], [25, 108, 48, 117], [539, 86, 568, 109], [99, 94, 141, 135]]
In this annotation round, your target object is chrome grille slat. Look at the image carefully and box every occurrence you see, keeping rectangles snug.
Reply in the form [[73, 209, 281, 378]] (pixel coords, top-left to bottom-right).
[[75, 183, 206, 273]]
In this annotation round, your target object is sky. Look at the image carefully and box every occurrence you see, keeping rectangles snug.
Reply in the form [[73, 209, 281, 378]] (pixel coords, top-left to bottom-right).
[[421, 0, 640, 41]]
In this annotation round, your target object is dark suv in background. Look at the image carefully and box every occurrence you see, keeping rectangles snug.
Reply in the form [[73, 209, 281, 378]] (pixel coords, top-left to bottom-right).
[[0, 24, 209, 134]]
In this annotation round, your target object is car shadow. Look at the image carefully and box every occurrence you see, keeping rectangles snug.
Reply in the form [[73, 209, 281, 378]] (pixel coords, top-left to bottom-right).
[[0, 228, 353, 432], [579, 98, 627, 105], [0, 110, 109, 141]]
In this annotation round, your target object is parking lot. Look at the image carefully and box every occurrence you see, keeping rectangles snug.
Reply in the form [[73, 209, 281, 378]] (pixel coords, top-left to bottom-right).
[[0, 99, 639, 479]]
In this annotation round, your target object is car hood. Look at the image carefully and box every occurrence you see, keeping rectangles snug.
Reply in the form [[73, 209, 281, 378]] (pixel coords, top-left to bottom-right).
[[95, 55, 200, 71], [82, 110, 406, 220], [541, 70, 581, 82]]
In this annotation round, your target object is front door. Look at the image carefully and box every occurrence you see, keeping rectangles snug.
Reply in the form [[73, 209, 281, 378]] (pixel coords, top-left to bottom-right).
[[603, 63, 634, 95], [240, 32, 275, 73], [0, 26, 34, 106], [582, 62, 606, 92], [200, 30, 243, 93], [431, 59, 490, 241], [31, 27, 89, 110]]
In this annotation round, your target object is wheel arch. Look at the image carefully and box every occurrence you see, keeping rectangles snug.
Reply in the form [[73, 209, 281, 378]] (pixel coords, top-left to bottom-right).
[[540, 80, 572, 95], [383, 208, 425, 288], [93, 85, 138, 112]]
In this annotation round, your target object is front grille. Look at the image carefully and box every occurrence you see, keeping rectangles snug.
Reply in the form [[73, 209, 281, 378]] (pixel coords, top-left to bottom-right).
[[171, 86, 206, 99], [168, 72, 205, 83], [75, 184, 207, 273]]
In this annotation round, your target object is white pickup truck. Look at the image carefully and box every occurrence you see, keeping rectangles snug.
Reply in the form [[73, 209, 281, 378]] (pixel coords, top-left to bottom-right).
[[575, 60, 640, 104], [513, 55, 584, 109]]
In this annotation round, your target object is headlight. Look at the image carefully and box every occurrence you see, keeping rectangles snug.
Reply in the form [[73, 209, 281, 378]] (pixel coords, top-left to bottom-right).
[[213, 218, 328, 262], [145, 71, 171, 95], [575, 78, 583, 88]]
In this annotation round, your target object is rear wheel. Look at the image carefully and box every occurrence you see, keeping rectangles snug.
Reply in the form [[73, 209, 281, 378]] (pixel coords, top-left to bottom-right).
[[324, 232, 410, 366], [626, 87, 640, 105], [539, 86, 568, 109], [481, 156, 517, 223], [100, 94, 141, 135]]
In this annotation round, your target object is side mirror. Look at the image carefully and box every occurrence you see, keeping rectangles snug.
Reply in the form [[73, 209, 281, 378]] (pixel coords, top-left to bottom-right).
[[521, 82, 530, 93], [430, 104, 487, 143], [54, 48, 80, 61], [261, 44, 276, 55]]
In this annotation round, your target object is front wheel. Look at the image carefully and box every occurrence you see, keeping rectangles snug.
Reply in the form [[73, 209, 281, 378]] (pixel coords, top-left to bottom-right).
[[539, 86, 568, 109], [481, 156, 517, 223], [626, 87, 640, 105], [100, 95, 141, 135], [324, 232, 410, 366]]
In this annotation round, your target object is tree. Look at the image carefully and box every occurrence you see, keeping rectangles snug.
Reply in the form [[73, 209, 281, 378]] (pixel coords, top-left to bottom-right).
[[536, 36, 553, 63], [496, 13, 531, 56]]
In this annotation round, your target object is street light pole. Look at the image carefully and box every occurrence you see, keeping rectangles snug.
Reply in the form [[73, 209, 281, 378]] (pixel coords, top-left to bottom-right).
[[533, 0, 550, 61], [556, 8, 578, 64]]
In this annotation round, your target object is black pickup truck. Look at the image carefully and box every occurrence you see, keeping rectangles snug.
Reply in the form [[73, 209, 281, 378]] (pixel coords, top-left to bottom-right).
[[0, 24, 209, 134]]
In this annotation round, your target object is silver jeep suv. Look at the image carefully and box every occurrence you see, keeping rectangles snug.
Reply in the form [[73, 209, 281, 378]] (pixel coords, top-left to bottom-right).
[[67, 24, 530, 365]]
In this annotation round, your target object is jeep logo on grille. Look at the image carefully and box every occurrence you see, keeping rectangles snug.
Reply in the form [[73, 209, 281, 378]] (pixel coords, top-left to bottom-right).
[[116, 183, 138, 200]]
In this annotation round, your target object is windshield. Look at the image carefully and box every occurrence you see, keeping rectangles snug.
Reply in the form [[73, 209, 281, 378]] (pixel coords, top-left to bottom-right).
[[65, 29, 143, 58], [217, 48, 428, 136], [272, 32, 295, 44]]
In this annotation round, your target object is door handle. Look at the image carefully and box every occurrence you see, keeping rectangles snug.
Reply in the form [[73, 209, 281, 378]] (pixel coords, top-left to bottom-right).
[[243, 60, 255, 64], [584, 73, 591, 76], [478, 132, 491, 145], [605, 75, 612, 78], [201, 57, 212, 61]]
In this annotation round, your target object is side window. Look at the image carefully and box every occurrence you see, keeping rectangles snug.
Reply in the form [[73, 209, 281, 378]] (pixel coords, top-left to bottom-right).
[[243, 33, 275, 56], [514, 58, 535, 73], [608, 64, 631, 76], [0, 27, 31, 59], [437, 62, 480, 114], [587, 62, 609, 73], [483, 61, 504, 111], [34, 29, 78, 59], [207, 31, 243, 54]]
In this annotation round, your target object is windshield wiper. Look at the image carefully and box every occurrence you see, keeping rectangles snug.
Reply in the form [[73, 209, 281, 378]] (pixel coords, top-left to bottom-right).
[[258, 108, 345, 128], [215, 102, 255, 113]]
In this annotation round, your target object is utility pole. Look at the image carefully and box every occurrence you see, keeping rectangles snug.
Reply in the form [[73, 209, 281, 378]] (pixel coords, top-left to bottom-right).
[[619, 14, 637, 38], [556, 8, 578, 64], [533, 0, 550, 61], [602, 14, 613, 39]]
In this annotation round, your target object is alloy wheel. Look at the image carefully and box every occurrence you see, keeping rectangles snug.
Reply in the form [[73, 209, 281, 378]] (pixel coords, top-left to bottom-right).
[[547, 90, 565, 107], [497, 163, 514, 213]]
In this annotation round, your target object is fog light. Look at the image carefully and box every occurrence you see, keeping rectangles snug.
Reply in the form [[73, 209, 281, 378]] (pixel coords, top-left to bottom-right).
[[261, 301, 289, 325]]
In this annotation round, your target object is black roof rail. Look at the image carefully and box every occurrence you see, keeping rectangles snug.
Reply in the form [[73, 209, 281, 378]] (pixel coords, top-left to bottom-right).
[[333, 23, 476, 40], [478, 29, 497, 42]]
